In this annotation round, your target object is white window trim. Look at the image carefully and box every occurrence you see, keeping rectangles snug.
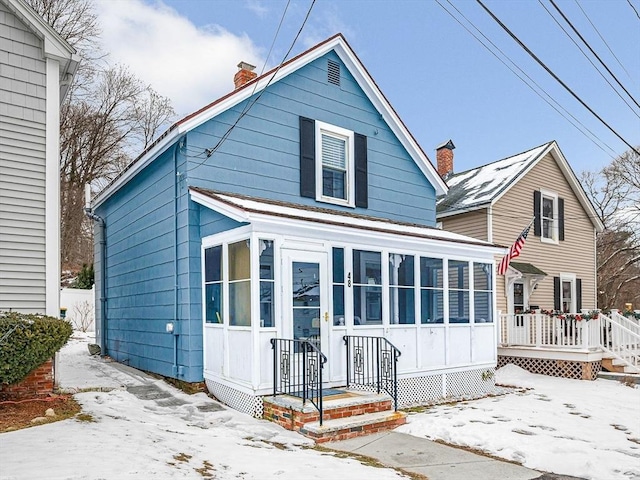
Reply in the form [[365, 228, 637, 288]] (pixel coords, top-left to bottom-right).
[[559, 273, 576, 313], [540, 189, 559, 244], [315, 120, 355, 207]]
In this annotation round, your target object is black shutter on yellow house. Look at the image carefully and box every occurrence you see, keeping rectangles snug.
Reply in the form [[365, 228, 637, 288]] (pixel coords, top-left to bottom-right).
[[558, 197, 565, 241], [533, 190, 541, 236], [553, 276, 561, 310]]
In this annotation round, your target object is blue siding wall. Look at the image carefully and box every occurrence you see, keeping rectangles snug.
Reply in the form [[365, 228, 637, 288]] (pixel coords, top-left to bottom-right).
[[186, 51, 437, 225], [96, 142, 206, 382]]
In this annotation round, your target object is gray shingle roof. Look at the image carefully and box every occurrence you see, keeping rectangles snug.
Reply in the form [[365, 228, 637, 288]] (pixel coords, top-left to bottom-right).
[[436, 142, 553, 215]]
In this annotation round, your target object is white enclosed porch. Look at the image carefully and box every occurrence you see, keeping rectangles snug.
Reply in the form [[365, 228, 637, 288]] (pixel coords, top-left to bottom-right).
[[192, 188, 505, 417]]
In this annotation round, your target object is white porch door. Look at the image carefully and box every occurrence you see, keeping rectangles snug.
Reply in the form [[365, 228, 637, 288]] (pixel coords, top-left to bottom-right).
[[282, 249, 329, 358]]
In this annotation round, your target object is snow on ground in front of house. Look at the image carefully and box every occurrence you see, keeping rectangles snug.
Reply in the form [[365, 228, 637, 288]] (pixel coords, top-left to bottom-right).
[[2, 333, 406, 480], [397, 364, 640, 480]]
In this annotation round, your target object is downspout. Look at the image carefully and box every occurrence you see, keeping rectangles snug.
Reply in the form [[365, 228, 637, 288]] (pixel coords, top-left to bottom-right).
[[84, 206, 107, 355], [172, 140, 182, 377]]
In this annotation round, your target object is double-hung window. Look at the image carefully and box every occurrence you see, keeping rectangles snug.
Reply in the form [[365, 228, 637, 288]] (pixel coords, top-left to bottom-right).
[[542, 193, 557, 241], [316, 121, 354, 205]]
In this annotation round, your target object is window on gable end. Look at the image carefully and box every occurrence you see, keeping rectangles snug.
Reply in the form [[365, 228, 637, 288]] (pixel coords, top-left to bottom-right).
[[536, 190, 564, 243], [300, 117, 367, 208]]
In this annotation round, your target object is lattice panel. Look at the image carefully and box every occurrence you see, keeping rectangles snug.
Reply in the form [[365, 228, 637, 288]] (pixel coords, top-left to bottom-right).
[[205, 379, 264, 418], [447, 368, 497, 398], [498, 356, 601, 380], [397, 374, 443, 407]]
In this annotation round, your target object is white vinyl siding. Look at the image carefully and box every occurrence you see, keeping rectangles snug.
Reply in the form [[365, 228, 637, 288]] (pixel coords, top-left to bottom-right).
[[0, 2, 48, 313]]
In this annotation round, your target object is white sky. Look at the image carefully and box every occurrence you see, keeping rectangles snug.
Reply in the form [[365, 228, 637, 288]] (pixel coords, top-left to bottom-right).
[[2, 333, 639, 479]]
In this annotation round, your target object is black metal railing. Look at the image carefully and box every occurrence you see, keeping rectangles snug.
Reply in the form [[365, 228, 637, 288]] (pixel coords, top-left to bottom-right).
[[270, 338, 328, 425], [343, 335, 401, 411]]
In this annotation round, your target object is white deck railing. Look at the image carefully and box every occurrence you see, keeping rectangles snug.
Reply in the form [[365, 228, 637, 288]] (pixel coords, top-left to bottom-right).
[[499, 313, 600, 350], [499, 312, 640, 371]]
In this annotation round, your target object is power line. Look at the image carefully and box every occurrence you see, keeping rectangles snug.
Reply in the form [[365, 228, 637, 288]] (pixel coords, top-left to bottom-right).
[[627, 0, 640, 21], [549, 0, 640, 111], [538, 0, 640, 118], [476, 0, 640, 156], [188, 0, 316, 173], [435, 0, 617, 158], [574, 0, 634, 82]]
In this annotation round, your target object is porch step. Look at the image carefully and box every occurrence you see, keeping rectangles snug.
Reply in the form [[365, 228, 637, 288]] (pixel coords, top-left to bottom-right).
[[300, 410, 407, 443], [601, 357, 640, 374], [263, 389, 406, 442]]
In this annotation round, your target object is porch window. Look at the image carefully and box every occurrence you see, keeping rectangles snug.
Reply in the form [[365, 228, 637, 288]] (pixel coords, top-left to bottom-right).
[[259, 240, 274, 328], [204, 245, 223, 324], [332, 247, 345, 326], [353, 250, 382, 325], [420, 257, 443, 324], [389, 254, 415, 324], [448, 260, 469, 323], [473, 262, 493, 323], [228, 240, 251, 326]]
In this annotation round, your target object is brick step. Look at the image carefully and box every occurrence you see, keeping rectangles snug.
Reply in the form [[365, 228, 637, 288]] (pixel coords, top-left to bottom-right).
[[300, 410, 407, 443]]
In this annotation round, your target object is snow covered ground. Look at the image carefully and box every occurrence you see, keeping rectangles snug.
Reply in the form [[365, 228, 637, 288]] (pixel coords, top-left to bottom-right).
[[398, 365, 640, 480], [1, 332, 639, 480]]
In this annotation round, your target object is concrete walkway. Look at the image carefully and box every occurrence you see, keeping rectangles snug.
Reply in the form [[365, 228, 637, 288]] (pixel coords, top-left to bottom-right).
[[327, 431, 586, 480]]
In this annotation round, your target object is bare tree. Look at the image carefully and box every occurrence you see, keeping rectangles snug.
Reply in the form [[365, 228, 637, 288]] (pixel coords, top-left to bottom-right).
[[26, 0, 175, 269], [582, 148, 640, 310]]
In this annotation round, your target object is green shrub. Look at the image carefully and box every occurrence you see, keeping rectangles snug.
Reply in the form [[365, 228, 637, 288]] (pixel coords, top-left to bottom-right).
[[72, 263, 94, 289], [0, 312, 73, 385]]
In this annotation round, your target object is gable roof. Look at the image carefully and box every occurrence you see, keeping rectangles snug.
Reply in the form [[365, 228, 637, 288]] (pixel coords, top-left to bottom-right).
[[94, 34, 447, 208], [436, 141, 604, 232], [1, 0, 80, 100]]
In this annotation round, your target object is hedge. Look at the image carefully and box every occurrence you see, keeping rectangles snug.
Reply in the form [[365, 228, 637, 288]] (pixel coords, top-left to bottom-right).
[[0, 312, 73, 385]]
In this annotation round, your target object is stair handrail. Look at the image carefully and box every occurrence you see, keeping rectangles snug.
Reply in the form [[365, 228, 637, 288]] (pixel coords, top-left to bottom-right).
[[343, 335, 401, 411], [599, 313, 640, 371], [270, 338, 327, 425], [608, 310, 640, 336]]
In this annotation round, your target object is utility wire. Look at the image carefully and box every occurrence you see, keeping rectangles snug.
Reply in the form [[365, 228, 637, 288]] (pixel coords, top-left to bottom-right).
[[538, 0, 639, 118], [549, 0, 640, 111], [476, 0, 640, 156], [574, 0, 634, 82], [436, 0, 617, 158], [188, 0, 316, 173], [627, 0, 640, 20]]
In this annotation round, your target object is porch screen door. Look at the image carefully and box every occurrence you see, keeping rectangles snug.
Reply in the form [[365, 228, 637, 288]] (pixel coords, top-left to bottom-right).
[[283, 250, 328, 353]]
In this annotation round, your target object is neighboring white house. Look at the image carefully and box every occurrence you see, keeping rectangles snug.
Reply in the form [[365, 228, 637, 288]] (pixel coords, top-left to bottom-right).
[[0, 0, 79, 315]]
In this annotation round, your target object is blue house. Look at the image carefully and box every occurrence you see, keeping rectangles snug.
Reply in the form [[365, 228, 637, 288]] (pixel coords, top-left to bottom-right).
[[91, 35, 503, 419]]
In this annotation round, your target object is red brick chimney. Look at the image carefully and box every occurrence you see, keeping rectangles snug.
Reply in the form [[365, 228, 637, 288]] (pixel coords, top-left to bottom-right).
[[436, 140, 455, 179], [234, 61, 257, 89]]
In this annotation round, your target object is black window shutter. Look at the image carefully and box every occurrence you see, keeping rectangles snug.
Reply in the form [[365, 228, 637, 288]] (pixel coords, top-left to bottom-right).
[[553, 276, 560, 311], [558, 197, 565, 241], [354, 133, 368, 208], [299, 116, 315, 198], [576, 278, 582, 312], [533, 190, 541, 236]]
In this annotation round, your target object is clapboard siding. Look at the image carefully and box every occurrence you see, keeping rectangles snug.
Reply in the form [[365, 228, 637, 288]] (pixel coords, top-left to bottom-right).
[[0, 2, 47, 313], [441, 209, 488, 242], [492, 153, 597, 312], [188, 51, 437, 225]]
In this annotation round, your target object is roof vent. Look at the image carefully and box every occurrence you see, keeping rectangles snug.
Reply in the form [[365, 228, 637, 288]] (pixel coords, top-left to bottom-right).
[[327, 59, 340, 86]]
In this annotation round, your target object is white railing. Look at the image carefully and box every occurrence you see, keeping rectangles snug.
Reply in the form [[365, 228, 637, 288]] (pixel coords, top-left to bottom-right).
[[499, 313, 600, 350], [599, 313, 640, 370], [500, 312, 640, 372]]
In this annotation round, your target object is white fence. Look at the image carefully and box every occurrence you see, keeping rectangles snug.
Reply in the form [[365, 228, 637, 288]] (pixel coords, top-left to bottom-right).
[[60, 287, 95, 332], [499, 313, 601, 350]]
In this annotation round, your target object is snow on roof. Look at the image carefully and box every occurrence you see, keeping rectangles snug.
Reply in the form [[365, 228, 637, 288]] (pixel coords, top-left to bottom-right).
[[437, 142, 552, 215], [190, 187, 500, 248]]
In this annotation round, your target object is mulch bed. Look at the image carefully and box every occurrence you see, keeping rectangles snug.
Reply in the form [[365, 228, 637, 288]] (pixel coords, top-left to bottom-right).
[[0, 395, 81, 433]]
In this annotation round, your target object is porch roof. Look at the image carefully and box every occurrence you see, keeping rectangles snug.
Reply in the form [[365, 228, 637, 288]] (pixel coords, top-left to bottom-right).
[[509, 262, 547, 276], [190, 187, 504, 250]]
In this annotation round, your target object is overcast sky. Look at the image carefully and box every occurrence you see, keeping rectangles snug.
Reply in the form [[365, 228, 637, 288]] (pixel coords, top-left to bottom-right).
[[93, 0, 640, 174]]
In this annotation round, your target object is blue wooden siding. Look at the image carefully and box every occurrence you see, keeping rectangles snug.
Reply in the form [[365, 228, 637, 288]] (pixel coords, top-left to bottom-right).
[[186, 51, 437, 225], [96, 142, 204, 382]]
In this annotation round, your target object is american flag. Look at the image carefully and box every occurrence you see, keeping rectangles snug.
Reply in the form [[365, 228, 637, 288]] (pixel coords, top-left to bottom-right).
[[497, 221, 533, 275]]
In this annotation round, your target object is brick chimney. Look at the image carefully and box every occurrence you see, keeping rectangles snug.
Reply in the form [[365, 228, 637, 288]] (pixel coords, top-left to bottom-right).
[[234, 61, 257, 89], [436, 140, 455, 179]]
